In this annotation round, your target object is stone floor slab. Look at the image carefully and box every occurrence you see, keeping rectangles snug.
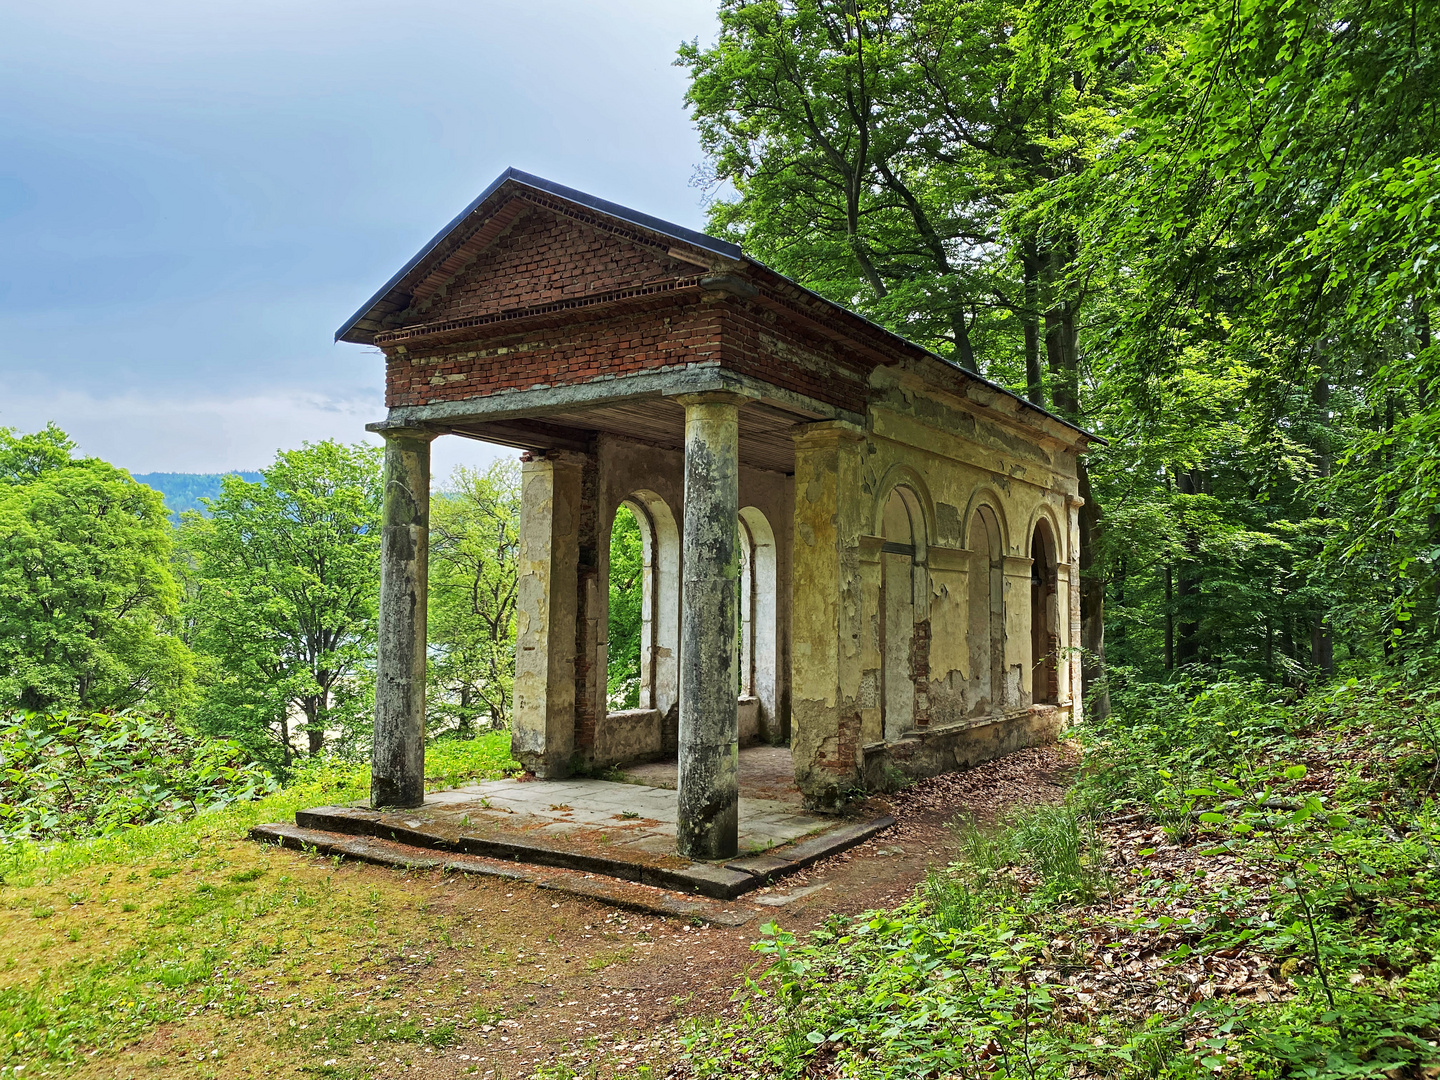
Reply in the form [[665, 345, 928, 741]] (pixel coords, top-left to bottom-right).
[[285, 754, 893, 901]]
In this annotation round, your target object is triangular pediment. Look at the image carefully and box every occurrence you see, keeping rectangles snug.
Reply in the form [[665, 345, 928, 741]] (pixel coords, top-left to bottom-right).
[[399, 196, 706, 329], [336, 169, 741, 344]]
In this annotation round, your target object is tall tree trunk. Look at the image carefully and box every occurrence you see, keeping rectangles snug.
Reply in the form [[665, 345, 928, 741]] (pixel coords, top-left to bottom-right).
[[1175, 469, 1202, 666], [1417, 302, 1440, 642], [1164, 565, 1175, 672], [1078, 460, 1109, 719], [951, 303, 978, 372], [305, 695, 325, 756], [1384, 390, 1402, 663], [1112, 553, 1127, 658], [1023, 243, 1044, 406], [1041, 249, 1080, 418], [1311, 376, 1336, 678]]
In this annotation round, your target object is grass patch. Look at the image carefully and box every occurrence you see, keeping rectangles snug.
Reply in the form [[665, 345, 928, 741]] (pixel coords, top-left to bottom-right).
[[0, 730, 520, 1075], [585, 947, 633, 972]]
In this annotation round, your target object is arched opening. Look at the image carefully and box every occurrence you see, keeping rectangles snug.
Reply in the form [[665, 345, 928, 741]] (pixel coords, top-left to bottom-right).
[[605, 492, 680, 716], [607, 503, 645, 710], [881, 486, 925, 741], [967, 504, 1006, 715], [1030, 519, 1060, 704], [738, 506, 778, 740]]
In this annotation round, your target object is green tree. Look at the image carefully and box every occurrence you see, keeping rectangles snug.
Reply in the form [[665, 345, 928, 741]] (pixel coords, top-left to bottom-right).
[[427, 460, 522, 734], [1048, 0, 1440, 675], [181, 441, 381, 767], [606, 506, 645, 709], [681, 0, 1130, 711], [0, 426, 193, 714]]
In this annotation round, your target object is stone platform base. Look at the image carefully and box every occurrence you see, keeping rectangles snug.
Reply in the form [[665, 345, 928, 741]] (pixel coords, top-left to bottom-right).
[[267, 774, 891, 901], [862, 705, 1067, 790]]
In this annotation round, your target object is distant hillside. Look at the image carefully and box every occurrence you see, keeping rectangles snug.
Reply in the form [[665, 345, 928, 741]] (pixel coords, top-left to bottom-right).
[[132, 472, 262, 522]]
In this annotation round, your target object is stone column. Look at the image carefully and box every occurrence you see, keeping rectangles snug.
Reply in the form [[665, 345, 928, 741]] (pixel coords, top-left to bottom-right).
[[676, 393, 743, 860], [372, 428, 436, 809], [512, 451, 585, 778]]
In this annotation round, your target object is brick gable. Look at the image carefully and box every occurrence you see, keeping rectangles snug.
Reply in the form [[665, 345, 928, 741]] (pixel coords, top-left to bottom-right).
[[400, 200, 698, 329]]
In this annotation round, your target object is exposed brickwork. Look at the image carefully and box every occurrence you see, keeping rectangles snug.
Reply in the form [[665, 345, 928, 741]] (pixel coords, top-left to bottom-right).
[[378, 203, 881, 416], [1046, 631, 1061, 702], [910, 618, 931, 730], [384, 303, 725, 408], [719, 304, 872, 415], [831, 710, 862, 775], [408, 200, 694, 325]]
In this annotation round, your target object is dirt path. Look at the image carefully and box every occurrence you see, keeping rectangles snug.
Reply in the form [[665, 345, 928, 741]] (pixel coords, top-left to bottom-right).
[[52, 744, 1076, 1080]]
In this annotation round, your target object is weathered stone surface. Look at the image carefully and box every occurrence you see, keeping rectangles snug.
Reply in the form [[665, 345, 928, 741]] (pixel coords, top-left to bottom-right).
[[346, 172, 1101, 841], [372, 429, 434, 809], [249, 823, 755, 925], [675, 393, 744, 860], [512, 451, 586, 778]]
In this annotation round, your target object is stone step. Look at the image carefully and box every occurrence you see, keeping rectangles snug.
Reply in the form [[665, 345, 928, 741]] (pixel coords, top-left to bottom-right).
[[289, 803, 895, 901], [249, 822, 758, 926]]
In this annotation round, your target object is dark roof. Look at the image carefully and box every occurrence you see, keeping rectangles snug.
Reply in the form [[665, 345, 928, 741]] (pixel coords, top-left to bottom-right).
[[334, 168, 740, 344], [335, 168, 1100, 445]]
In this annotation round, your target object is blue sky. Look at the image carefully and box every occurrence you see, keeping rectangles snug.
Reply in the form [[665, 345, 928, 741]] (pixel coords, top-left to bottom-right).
[[0, 0, 720, 477]]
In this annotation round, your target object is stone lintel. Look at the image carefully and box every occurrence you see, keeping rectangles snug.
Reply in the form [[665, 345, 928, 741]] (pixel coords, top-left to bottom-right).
[[377, 367, 861, 432]]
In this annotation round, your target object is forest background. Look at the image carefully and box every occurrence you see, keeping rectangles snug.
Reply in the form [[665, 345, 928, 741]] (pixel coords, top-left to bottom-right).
[[2, 0, 1438, 799], [1, 0, 1438, 1074]]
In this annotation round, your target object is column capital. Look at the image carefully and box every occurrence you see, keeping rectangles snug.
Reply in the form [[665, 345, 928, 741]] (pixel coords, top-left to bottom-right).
[[672, 390, 752, 409], [792, 419, 865, 447], [367, 421, 439, 443]]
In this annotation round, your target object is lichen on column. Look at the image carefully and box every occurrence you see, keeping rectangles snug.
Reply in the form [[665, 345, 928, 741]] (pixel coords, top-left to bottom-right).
[[675, 392, 744, 860], [372, 427, 435, 809]]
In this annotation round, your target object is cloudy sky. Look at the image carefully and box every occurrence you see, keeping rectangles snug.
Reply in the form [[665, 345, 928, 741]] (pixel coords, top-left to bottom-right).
[[0, 0, 720, 477]]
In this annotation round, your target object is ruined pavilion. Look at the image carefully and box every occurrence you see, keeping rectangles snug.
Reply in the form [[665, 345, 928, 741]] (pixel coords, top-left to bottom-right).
[[337, 169, 1097, 862]]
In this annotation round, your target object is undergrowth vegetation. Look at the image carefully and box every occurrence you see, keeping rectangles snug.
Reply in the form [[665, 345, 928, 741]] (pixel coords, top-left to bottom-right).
[[0, 710, 276, 842], [683, 678, 1440, 1080]]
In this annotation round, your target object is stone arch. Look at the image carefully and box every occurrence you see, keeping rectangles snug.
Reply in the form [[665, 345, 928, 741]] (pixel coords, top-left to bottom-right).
[[871, 464, 935, 559], [737, 506, 778, 735], [960, 485, 1012, 555], [1029, 516, 1062, 705], [1025, 502, 1068, 565], [878, 482, 932, 740], [610, 490, 680, 717], [967, 502, 1006, 715]]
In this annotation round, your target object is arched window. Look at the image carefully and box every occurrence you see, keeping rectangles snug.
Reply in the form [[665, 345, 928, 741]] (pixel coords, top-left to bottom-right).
[[605, 491, 679, 716], [737, 506, 778, 732], [881, 486, 925, 741], [1030, 519, 1060, 704], [968, 504, 1006, 715]]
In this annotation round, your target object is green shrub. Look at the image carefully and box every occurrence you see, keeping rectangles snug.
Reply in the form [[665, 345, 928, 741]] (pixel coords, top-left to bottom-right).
[[0, 709, 276, 842]]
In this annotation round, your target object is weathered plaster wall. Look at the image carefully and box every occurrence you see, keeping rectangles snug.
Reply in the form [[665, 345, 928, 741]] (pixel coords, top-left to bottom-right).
[[512, 422, 796, 776], [789, 366, 1082, 808]]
